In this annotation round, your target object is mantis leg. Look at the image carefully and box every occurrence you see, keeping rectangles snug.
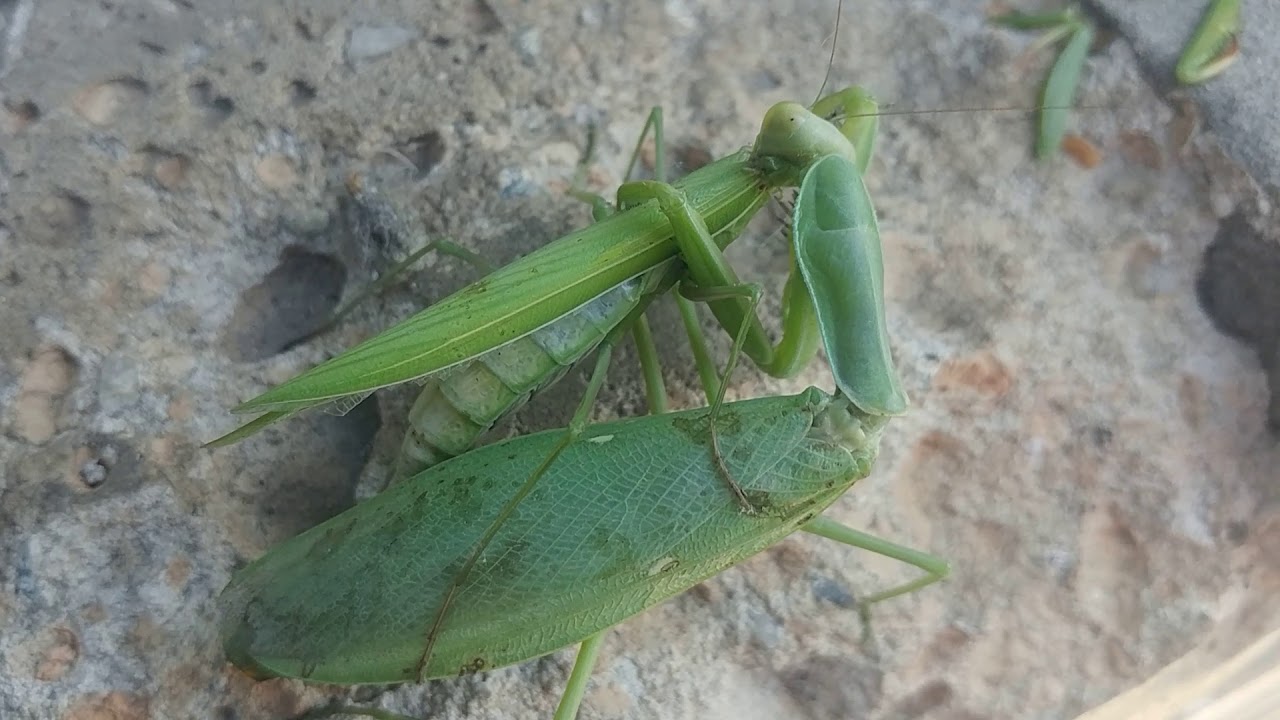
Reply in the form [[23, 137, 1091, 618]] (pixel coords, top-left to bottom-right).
[[632, 314, 668, 415], [1175, 0, 1240, 85], [317, 237, 493, 338], [675, 278, 767, 513], [617, 179, 821, 380], [308, 171, 500, 340], [802, 515, 950, 641], [553, 629, 608, 720], [802, 516, 950, 603]]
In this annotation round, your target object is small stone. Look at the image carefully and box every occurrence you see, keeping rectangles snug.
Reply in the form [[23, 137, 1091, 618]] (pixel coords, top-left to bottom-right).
[[152, 155, 189, 190], [72, 79, 147, 126], [256, 155, 298, 190], [1061, 133, 1102, 169], [515, 28, 540, 65], [346, 25, 418, 63], [11, 345, 77, 444], [137, 261, 171, 298], [34, 193, 91, 246], [79, 460, 108, 488]]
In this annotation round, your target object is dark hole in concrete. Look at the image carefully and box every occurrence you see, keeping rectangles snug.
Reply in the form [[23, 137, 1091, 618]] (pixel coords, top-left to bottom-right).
[[6, 98, 40, 124], [466, 0, 503, 35], [1196, 210, 1280, 433], [187, 80, 235, 127], [251, 396, 380, 539], [220, 245, 346, 362], [288, 79, 317, 106], [397, 130, 447, 179]]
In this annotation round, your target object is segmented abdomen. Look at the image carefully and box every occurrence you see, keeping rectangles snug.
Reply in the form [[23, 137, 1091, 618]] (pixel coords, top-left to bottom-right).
[[392, 276, 644, 481]]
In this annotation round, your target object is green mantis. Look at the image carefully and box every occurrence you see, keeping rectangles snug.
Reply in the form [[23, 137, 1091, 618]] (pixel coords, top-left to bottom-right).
[[991, 6, 1095, 160], [216, 7, 953, 714], [219, 388, 947, 707], [994, 1, 1240, 160], [210, 88, 887, 486], [219, 143, 947, 717], [1176, 0, 1240, 86]]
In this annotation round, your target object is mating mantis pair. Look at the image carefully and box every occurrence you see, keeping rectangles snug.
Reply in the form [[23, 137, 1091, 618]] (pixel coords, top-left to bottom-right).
[[216, 84, 949, 719]]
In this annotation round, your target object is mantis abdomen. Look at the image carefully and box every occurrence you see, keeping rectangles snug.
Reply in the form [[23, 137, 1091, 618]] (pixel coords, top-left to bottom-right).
[[392, 274, 646, 479]]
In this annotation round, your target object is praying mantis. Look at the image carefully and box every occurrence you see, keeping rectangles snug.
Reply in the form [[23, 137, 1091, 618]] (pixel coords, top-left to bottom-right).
[[219, 147, 949, 719], [216, 4, 952, 716], [209, 86, 890, 487]]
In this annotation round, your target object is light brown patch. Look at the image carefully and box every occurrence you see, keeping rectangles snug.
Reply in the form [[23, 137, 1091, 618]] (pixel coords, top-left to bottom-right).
[[72, 79, 147, 126], [932, 350, 1014, 398], [1061, 133, 1102, 169], [255, 155, 299, 189], [166, 394, 194, 422], [63, 691, 149, 720], [1166, 94, 1200, 156], [165, 555, 192, 589], [34, 627, 79, 681], [12, 345, 78, 444], [248, 679, 304, 718], [1117, 129, 1163, 170]]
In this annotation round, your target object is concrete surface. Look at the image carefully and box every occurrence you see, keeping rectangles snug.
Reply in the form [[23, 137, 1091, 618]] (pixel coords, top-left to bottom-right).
[[1086, 0, 1280, 435], [1088, 0, 1280, 189], [1, 1, 1277, 720]]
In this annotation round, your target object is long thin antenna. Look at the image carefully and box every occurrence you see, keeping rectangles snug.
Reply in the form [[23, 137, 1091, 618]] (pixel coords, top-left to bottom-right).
[[812, 0, 842, 106], [835, 103, 1108, 121]]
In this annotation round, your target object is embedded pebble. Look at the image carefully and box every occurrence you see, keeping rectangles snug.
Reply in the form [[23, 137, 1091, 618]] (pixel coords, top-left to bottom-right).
[[137, 261, 172, 298], [255, 154, 299, 189], [72, 79, 147, 126], [152, 154, 190, 190], [10, 345, 77, 444], [346, 25, 418, 63]]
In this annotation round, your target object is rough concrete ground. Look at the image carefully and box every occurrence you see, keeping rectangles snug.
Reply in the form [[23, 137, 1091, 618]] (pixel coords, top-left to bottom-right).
[[1, 1, 1277, 719], [1087, 0, 1280, 441]]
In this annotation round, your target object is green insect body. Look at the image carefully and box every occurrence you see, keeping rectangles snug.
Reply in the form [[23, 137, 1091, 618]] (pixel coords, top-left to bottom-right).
[[209, 89, 885, 487], [220, 386, 884, 683], [208, 147, 766, 446], [991, 6, 1095, 160], [1175, 0, 1240, 86], [393, 275, 647, 476], [219, 113, 949, 716]]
